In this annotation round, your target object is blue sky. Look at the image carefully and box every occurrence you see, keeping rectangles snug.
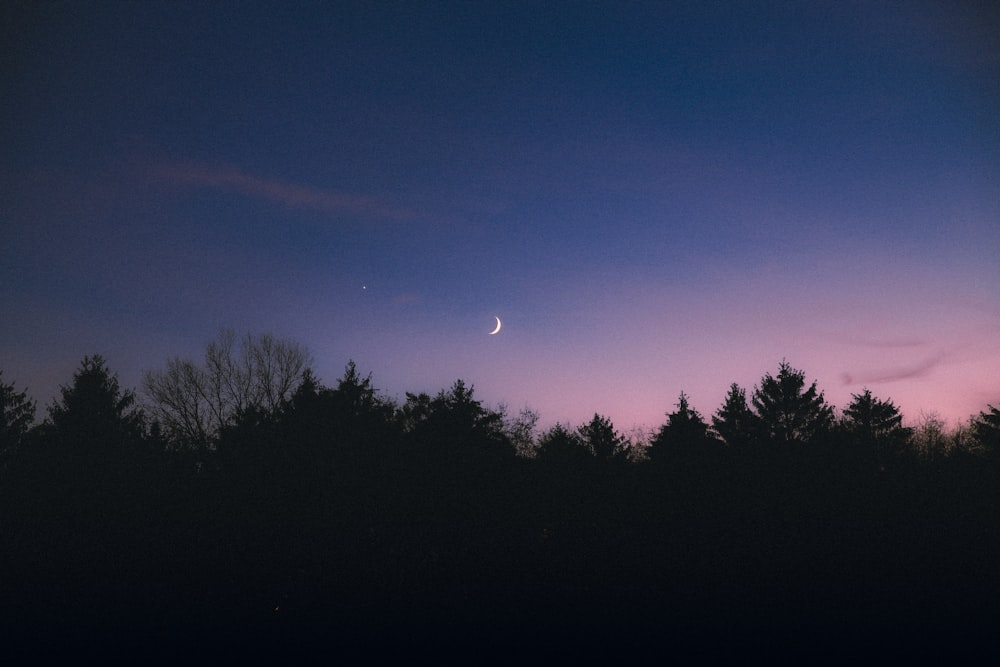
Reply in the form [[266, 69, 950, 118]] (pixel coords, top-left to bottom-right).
[[2, 1, 998, 432]]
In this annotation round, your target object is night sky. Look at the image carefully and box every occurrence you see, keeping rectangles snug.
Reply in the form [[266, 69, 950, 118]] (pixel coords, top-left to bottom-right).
[[2, 1, 998, 433]]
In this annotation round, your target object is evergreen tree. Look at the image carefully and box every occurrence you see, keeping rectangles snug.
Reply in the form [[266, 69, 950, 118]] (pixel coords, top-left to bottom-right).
[[429, 380, 503, 439], [0, 370, 36, 468], [841, 389, 911, 464], [536, 422, 589, 465], [331, 361, 395, 433], [578, 413, 625, 461], [649, 392, 714, 463], [402, 380, 510, 467], [47, 355, 145, 451], [316, 361, 398, 463], [41, 355, 148, 486], [711, 383, 758, 449], [751, 361, 833, 447], [972, 405, 1000, 460], [398, 391, 433, 433]]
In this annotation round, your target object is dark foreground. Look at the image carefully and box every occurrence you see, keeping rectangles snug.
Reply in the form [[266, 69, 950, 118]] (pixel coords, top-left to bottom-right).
[[3, 450, 998, 661]]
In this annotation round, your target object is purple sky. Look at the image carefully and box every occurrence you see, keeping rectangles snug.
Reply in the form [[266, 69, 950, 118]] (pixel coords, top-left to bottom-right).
[[2, 1, 998, 434]]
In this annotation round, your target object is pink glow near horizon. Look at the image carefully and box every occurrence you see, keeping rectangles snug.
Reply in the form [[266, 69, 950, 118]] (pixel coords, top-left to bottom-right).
[[303, 270, 999, 434]]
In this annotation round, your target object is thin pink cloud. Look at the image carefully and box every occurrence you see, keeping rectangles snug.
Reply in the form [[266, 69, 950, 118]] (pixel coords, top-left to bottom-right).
[[826, 333, 929, 349], [841, 351, 946, 386], [848, 336, 928, 349], [153, 162, 414, 221]]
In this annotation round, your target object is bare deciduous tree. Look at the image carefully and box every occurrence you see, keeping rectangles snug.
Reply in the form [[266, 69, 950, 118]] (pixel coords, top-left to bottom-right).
[[144, 329, 310, 448], [143, 358, 215, 448], [910, 410, 951, 461], [501, 405, 539, 458]]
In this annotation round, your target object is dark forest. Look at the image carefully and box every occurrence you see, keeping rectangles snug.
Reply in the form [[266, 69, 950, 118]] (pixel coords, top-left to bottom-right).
[[2, 331, 998, 659]]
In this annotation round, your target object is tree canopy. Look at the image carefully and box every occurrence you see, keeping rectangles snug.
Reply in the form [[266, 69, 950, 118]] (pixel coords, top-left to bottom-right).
[[47, 355, 145, 451], [144, 329, 310, 449], [2, 344, 999, 655], [578, 413, 626, 461], [712, 383, 758, 450], [751, 361, 834, 447], [841, 389, 911, 464], [649, 391, 714, 463], [0, 371, 36, 468], [972, 405, 1000, 460]]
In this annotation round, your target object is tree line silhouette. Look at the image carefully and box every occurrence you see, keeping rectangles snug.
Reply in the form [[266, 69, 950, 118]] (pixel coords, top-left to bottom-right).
[[2, 330, 998, 656]]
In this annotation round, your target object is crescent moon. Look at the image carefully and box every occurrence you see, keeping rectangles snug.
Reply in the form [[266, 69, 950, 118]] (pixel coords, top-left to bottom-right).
[[489, 316, 502, 335]]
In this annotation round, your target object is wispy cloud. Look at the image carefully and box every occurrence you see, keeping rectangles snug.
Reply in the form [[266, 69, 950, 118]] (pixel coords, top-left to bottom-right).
[[838, 335, 928, 349], [841, 351, 946, 385], [152, 161, 414, 221]]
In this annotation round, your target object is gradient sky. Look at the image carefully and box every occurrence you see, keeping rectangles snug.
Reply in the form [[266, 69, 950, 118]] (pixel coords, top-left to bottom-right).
[[2, 1, 998, 434]]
